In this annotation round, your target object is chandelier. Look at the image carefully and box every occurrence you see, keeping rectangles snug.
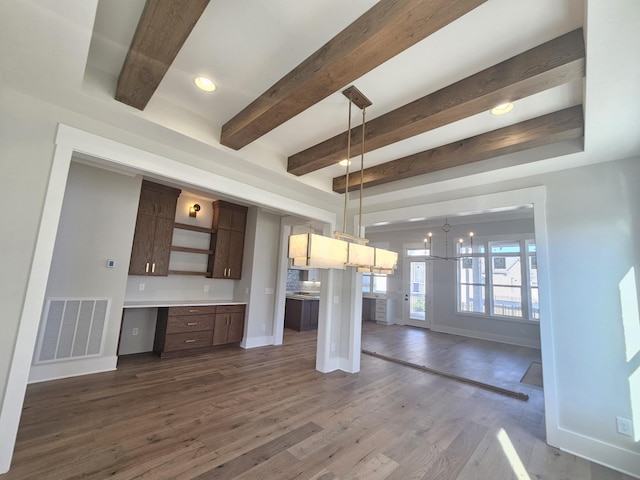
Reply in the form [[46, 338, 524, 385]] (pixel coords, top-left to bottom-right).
[[288, 86, 398, 274], [424, 219, 474, 261]]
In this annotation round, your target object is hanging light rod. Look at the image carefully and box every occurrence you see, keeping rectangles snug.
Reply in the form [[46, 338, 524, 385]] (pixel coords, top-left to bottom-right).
[[288, 85, 398, 274]]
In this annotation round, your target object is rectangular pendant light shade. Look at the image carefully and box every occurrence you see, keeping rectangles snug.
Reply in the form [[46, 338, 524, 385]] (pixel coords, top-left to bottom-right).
[[288, 233, 347, 269], [374, 248, 398, 270], [348, 243, 375, 267]]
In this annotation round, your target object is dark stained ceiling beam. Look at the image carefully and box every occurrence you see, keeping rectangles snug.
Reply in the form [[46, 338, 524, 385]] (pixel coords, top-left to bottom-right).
[[116, 0, 210, 110], [332, 105, 584, 193], [290, 28, 585, 176], [220, 0, 488, 150]]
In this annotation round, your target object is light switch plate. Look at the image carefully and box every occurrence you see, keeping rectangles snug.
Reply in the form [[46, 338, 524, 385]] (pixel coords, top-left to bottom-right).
[[106, 259, 115, 268]]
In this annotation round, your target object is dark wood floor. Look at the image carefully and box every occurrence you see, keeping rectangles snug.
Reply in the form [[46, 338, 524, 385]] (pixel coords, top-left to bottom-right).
[[4, 328, 634, 479]]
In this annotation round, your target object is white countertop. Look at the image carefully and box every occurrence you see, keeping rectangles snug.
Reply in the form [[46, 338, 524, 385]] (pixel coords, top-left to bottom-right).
[[123, 299, 246, 308]]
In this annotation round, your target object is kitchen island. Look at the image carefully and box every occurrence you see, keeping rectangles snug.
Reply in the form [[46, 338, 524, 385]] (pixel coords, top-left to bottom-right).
[[284, 293, 319, 331]]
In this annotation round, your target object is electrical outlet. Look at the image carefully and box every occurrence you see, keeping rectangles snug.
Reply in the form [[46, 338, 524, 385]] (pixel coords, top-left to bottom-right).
[[139, 283, 145, 291], [132, 328, 139, 336], [261, 324, 266, 332], [204, 284, 209, 292], [616, 417, 633, 437], [333, 295, 339, 304]]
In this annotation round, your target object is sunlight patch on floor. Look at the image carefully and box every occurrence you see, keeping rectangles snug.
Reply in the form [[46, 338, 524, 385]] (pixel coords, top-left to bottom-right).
[[497, 428, 531, 480]]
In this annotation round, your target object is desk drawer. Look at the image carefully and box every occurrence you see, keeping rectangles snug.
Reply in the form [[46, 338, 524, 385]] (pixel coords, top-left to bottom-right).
[[166, 314, 214, 334], [167, 305, 216, 316], [216, 305, 244, 314], [164, 331, 213, 352]]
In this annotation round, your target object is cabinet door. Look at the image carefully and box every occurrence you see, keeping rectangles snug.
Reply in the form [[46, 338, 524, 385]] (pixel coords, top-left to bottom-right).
[[156, 191, 178, 219], [231, 209, 246, 232], [226, 230, 244, 279], [227, 313, 244, 343], [129, 214, 156, 275], [212, 314, 229, 345], [215, 205, 234, 230], [150, 217, 174, 276], [137, 188, 159, 216], [309, 300, 319, 329], [210, 229, 231, 278]]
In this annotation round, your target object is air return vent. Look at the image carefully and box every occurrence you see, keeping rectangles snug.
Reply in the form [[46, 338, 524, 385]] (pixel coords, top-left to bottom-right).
[[34, 298, 110, 364]]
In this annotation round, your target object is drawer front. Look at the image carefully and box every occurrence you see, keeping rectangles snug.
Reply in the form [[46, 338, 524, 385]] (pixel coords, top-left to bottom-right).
[[216, 304, 245, 314], [164, 331, 213, 352], [166, 314, 214, 334], [375, 300, 387, 313], [167, 305, 216, 316]]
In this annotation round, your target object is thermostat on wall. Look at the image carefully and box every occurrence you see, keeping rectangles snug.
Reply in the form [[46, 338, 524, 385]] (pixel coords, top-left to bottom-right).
[[106, 259, 116, 268]]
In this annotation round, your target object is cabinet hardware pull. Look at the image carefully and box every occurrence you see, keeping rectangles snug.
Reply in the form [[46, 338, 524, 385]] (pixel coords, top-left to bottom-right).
[[187, 322, 198, 326], [228, 268, 231, 277], [185, 339, 196, 343], [188, 309, 199, 313], [145, 262, 149, 273], [152, 263, 156, 273]]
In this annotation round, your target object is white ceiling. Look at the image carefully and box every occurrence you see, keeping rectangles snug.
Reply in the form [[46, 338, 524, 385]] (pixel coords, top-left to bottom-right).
[[1, 0, 639, 227], [85, 0, 591, 184]]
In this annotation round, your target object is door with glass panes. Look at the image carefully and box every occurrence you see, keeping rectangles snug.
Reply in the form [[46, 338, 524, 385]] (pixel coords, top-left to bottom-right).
[[403, 256, 433, 328]]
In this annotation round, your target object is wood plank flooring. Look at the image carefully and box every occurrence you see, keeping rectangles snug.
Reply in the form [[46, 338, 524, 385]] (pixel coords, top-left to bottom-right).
[[361, 321, 543, 394], [5, 328, 634, 479]]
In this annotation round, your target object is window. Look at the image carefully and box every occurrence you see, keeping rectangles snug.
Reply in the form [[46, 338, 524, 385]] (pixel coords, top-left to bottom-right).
[[490, 242, 522, 317], [458, 243, 486, 313], [457, 238, 538, 321], [527, 242, 539, 319], [362, 273, 388, 294]]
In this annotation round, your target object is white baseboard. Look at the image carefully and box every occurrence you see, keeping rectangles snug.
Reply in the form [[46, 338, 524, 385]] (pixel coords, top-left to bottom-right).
[[241, 335, 274, 349], [28, 356, 118, 384], [431, 324, 541, 349], [554, 426, 640, 479]]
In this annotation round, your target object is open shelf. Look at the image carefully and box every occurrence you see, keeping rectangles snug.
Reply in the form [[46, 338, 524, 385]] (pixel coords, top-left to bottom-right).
[[174, 222, 216, 234], [171, 246, 214, 255], [168, 270, 213, 276]]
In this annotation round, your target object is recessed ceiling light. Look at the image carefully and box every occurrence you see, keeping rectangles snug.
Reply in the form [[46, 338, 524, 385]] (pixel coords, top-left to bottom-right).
[[194, 76, 216, 92], [491, 102, 514, 115], [339, 159, 352, 166]]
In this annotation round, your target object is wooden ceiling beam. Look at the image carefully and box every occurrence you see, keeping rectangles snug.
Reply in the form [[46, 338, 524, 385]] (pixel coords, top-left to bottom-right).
[[115, 0, 210, 110], [220, 0, 487, 150], [332, 105, 584, 193], [290, 28, 585, 176]]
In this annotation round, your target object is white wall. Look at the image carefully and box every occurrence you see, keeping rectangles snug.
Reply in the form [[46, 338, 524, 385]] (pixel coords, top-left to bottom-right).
[[119, 308, 157, 355], [360, 157, 640, 476], [367, 217, 541, 347], [239, 208, 281, 347], [542, 159, 640, 457], [29, 161, 141, 382]]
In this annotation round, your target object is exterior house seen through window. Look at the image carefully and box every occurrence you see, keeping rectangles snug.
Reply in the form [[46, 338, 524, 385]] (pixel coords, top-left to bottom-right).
[[458, 238, 538, 321]]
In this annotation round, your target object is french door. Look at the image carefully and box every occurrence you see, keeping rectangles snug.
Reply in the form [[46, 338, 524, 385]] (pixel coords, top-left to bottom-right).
[[403, 259, 433, 328]]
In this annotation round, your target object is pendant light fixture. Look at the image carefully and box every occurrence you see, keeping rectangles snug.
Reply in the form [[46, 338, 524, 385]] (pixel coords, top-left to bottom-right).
[[424, 219, 474, 261], [288, 86, 398, 274]]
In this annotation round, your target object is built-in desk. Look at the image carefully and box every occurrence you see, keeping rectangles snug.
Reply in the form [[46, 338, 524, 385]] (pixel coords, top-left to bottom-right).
[[123, 299, 245, 308], [122, 300, 247, 358], [362, 295, 395, 325]]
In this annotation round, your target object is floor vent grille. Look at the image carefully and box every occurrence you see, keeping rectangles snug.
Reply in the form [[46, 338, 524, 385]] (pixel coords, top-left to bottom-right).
[[35, 298, 110, 364]]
